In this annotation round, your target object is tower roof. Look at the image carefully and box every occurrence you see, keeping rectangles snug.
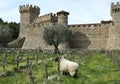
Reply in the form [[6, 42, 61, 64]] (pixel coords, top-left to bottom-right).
[[57, 10, 69, 15]]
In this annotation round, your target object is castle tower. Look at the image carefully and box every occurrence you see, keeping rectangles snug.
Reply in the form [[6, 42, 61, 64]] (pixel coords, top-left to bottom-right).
[[57, 10, 69, 25], [56, 10, 70, 50], [19, 4, 40, 37], [111, 2, 120, 25], [106, 2, 120, 50]]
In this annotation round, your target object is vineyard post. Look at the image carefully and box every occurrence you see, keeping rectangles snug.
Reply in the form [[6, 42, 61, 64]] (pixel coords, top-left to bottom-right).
[[70, 51, 74, 61], [15, 51, 20, 70], [32, 50, 35, 59], [115, 55, 119, 70], [118, 56, 120, 70], [44, 60, 48, 84], [36, 53, 39, 65], [19, 50, 23, 60], [2, 53, 7, 73], [12, 48, 16, 61], [78, 51, 81, 63], [29, 60, 35, 84], [87, 50, 90, 58], [27, 51, 30, 65], [42, 52, 45, 61], [110, 51, 112, 60], [57, 54, 60, 82]]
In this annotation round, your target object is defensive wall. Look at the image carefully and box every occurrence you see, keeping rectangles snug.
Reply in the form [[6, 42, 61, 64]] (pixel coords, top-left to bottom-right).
[[9, 2, 120, 50]]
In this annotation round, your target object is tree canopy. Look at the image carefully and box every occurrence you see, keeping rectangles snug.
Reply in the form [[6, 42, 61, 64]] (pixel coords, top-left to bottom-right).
[[43, 24, 71, 54], [0, 18, 19, 47]]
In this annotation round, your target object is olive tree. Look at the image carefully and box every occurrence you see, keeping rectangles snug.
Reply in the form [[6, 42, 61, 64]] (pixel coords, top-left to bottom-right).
[[0, 18, 19, 47], [43, 24, 71, 54], [0, 25, 12, 47]]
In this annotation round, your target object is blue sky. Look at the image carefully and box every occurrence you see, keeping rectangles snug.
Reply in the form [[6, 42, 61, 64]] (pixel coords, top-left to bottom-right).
[[0, 0, 119, 24]]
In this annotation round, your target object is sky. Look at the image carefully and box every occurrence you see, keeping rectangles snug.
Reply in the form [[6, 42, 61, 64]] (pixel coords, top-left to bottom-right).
[[0, 0, 119, 24]]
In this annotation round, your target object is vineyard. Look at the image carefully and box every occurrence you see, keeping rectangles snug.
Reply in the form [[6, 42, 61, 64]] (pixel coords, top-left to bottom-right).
[[0, 48, 120, 84]]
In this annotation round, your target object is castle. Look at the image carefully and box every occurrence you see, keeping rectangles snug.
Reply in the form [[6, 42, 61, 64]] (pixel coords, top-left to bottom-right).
[[9, 2, 120, 50]]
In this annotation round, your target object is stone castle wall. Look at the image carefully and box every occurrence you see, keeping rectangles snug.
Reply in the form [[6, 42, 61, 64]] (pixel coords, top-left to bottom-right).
[[69, 21, 112, 49], [22, 22, 54, 49], [17, 2, 120, 50]]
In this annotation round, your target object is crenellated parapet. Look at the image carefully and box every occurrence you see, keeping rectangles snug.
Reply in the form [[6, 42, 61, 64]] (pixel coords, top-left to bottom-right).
[[34, 13, 57, 23], [19, 4, 40, 15], [69, 20, 113, 29], [111, 2, 120, 16], [68, 23, 101, 28]]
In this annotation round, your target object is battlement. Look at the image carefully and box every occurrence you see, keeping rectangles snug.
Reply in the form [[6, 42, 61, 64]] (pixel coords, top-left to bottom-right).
[[111, 2, 120, 13], [101, 20, 113, 24], [68, 20, 113, 28], [111, 2, 120, 6], [19, 4, 40, 13], [34, 13, 57, 23], [68, 23, 101, 28]]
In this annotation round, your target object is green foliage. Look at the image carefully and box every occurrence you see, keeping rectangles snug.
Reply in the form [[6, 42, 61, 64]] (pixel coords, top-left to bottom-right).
[[9, 22, 19, 39], [0, 18, 19, 47], [0, 18, 8, 25], [43, 24, 71, 53], [0, 25, 12, 46], [43, 24, 71, 45], [0, 18, 4, 24]]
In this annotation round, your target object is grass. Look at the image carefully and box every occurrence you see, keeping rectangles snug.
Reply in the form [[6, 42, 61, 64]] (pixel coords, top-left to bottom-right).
[[49, 52, 120, 84], [0, 50, 120, 84]]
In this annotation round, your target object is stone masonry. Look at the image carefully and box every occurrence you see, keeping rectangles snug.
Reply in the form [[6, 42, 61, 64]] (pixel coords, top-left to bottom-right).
[[16, 2, 120, 50]]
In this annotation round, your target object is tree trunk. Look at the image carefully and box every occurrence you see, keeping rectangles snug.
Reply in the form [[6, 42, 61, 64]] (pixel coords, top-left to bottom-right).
[[54, 44, 59, 54]]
